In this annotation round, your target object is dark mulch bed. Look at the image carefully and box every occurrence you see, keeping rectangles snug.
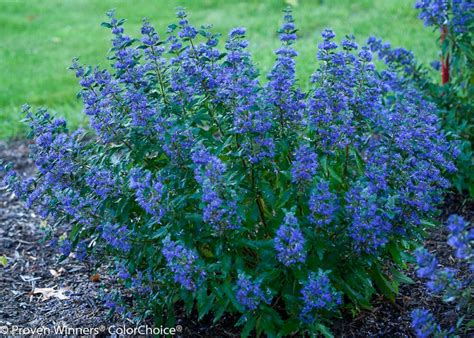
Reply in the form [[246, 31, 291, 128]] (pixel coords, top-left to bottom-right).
[[0, 140, 472, 337], [0, 141, 130, 332], [332, 192, 473, 337]]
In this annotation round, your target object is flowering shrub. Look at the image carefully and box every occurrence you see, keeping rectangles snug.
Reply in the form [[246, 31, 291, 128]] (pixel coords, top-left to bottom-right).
[[368, 0, 473, 197], [411, 215, 473, 337], [2, 8, 456, 336]]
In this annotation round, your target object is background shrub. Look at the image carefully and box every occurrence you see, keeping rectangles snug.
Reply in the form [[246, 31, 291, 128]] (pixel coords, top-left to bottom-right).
[[2, 8, 456, 336], [369, 0, 473, 197]]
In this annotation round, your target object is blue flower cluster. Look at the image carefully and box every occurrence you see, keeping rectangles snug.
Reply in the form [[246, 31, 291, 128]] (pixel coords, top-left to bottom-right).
[[101, 222, 131, 253], [220, 28, 275, 164], [415, 214, 472, 297], [346, 184, 392, 254], [300, 270, 342, 322], [266, 9, 305, 129], [291, 144, 318, 184], [59, 239, 72, 257], [415, 0, 474, 33], [414, 248, 438, 279], [103, 293, 126, 316], [415, 247, 463, 295], [129, 167, 165, 222], [367, 36, 416, 76], [191, 146, 241, 234], [85, 167, 118, 200], [274, 212, 306, 266], [308, 180, 337, 227], [411, 309, 441, 338], [446, 215, 473, 268], [162, 237, 201, 291], [236, 274, 271, 311]]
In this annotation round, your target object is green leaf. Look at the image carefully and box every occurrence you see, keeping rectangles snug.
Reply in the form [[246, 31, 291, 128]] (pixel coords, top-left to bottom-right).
[[316, 323, 334, 338], [279, 319, 299, 335], [100, 22, 113, 28], [197, 289, 215, 320], [151, 226, 168, 239], [277, 189, 293, 209], [182, 288, 194, 315], [387, 242, 406, 268], [0, 256, 7, 267], [390, 268, 415, 285], [198, 243, 214, 258], [420, 219, 438, 228], [213, 299, 229, 323], [222, 281, 242, 311], [370, 266, 397, 302], [260, 181, 276, 206], [69, 223, 82, 241], [338, 280, 373, 310], [328, 167, 342, 184], [351, 147, 365, 174], [240, 316, 256, 338]]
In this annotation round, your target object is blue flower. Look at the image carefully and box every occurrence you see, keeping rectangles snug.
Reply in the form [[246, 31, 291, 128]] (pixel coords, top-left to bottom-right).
[[300, 270, 341, 322], [415, 0, 448, 27], [446, 215, 472, 261], [411, 309, 440, 338], [236, 274, 271, 311], [415, 248, 438, 279], [162, 237, 201, 291], [346, 184, 392, 254], [430, 60, 441, 71], [101, 223, 131, 253], [129, 167, 165, 221], [291, 144, 318, 184], [265, 8, 305, 128], [308, 180, 337, 227], [192, 146, 241, 233], [274, 212, 306, 266], [59, 239, 72, 257], [74, 240, 88, 261], [426, 267, 459, 294], [447, 214, 467, 235], [86, 167, 117, 200]]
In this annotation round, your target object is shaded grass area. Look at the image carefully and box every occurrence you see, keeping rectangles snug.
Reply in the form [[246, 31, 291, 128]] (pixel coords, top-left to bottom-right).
[[0, 0, 438, 139]]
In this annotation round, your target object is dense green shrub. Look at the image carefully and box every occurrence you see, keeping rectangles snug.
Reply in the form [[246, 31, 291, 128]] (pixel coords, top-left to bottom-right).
[[2, 9, 456, 336]]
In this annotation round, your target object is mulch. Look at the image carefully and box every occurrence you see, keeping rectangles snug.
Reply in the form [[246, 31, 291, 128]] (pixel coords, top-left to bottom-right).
[[0, 140, 472, 337]]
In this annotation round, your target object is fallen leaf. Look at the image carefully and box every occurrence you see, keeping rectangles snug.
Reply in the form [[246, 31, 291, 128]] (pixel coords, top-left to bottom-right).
[[0, 255, 7, 267], [90, 273, 100, 282], [32, 287, 69, 301], [49, 269, 59, 278], [20, 275, 41, 282]]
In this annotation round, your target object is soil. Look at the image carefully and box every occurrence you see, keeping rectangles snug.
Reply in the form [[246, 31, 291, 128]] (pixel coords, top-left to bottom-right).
[[0, 140, 472, 337]]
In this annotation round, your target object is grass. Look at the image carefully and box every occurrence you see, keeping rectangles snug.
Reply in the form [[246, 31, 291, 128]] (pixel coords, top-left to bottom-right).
[[0, 0, 439, 140]]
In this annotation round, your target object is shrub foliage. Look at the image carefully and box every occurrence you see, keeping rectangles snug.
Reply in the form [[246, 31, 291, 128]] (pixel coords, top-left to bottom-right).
[[3, 8, 457, 336]]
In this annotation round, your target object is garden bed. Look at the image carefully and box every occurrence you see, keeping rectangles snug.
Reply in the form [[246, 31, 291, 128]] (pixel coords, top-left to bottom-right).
[[0, 140, 472, 337]]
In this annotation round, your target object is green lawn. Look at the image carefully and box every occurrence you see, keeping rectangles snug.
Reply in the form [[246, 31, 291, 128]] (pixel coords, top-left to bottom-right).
[[0, 0, 439, 139]]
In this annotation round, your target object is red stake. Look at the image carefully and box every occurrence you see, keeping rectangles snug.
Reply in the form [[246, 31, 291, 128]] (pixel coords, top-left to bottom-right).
[[440, 25, 450, 84]]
